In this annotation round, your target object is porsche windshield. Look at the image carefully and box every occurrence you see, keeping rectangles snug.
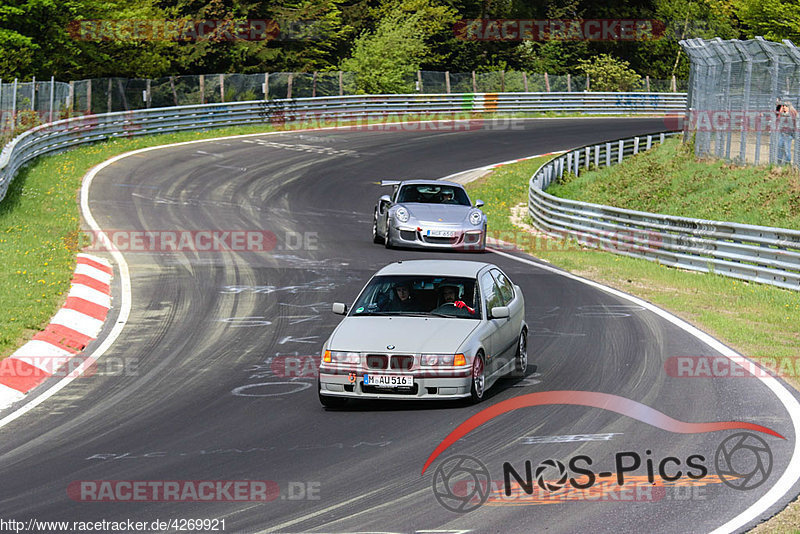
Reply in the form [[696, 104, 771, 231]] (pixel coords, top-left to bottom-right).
[[396, 184, 471, 206], [350, 275, 481, 319]]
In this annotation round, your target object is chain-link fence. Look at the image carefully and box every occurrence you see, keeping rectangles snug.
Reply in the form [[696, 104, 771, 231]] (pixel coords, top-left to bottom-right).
[[1, 70, 685, 136], [681, 37, 800, 168], [0, 78, 73, 136]]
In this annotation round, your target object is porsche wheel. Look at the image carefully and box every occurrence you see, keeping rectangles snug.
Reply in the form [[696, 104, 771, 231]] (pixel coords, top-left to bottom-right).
[[372, 212, 383, 244]]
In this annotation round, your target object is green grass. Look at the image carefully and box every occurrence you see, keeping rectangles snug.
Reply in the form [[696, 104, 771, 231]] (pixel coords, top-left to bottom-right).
[[0, 121, 303, 357], [465, 156, 800, 367], [547, 138, 800, 229]]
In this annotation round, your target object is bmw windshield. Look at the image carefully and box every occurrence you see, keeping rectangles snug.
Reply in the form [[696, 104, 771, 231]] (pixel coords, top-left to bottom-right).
[[349, 275, 481, 319]]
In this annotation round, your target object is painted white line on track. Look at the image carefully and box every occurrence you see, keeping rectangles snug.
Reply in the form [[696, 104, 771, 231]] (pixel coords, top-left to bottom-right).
[[1, 117, 765, 533], [487, 246, 800, 533]]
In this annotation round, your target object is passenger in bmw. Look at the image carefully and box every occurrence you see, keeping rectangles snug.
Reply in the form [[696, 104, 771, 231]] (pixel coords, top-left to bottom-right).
[[385, 282, 415, 311]]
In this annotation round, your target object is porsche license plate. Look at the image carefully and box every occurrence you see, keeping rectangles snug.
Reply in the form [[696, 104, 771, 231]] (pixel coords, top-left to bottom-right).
[[364, 374, 414, 388], [426, 229, 456, 238]]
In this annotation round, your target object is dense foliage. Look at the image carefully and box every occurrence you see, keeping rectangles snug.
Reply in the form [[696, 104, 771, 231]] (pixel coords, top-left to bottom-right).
[[0, 0, 795, 86]]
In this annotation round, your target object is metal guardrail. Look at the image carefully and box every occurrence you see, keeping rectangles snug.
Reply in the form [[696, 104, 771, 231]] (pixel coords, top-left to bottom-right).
[[0, 92, 685, 202], [528, 132, 800, 291]]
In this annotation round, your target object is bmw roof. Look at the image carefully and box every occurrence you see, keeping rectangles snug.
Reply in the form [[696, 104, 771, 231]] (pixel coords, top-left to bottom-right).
[[375, 260, 492, 278]]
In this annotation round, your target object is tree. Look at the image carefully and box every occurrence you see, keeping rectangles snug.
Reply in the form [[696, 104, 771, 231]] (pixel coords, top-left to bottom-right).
[[734, 0, 800, 43], [578, 54, 642, 91], [340, 11, 428, 93]]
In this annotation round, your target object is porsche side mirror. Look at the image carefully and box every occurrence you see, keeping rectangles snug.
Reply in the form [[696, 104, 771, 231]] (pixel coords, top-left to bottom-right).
[[474, 199, 485, 208], [332, 303, 348, 315]]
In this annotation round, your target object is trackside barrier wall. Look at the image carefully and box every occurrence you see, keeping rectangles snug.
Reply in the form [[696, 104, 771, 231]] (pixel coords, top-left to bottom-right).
[[0, 92, 685, 202], [528, 132, 800, 291]]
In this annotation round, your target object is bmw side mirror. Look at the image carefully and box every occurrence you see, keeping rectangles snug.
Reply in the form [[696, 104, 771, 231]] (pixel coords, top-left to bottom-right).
[[474, 199, 485, 208], [490, 306, 510, 319], [332, 303, 348, 315]]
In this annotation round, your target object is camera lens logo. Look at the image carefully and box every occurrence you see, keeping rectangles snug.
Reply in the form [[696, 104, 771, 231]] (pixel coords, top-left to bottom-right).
[[715, 432, 773, 490], [535, 459, 568, 491], [431, 455, 490, 513]]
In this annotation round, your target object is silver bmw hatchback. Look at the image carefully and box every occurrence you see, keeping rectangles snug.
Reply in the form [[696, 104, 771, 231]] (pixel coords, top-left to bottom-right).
[[318, 260, 527, 407]]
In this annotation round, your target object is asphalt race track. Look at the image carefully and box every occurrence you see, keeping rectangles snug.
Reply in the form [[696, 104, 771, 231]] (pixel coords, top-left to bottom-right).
[[1, 118, 799, 533]]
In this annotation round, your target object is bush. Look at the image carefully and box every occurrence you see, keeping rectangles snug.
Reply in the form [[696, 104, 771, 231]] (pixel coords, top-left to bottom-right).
[[579, 54, 642, 92]]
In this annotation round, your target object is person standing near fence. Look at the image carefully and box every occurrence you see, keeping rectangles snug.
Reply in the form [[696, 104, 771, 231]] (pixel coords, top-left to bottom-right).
[[776, 98, 797, 165]]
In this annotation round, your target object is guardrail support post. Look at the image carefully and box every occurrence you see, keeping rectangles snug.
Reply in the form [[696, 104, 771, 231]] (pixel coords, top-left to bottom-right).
[[472, 71, 476, 93], [605, 142, 611, 167], [263, 73, 269, 100], [618, 139, 624, 163], [567, 74, 571, 92], [31, 76, 35, 111], [646, 134, 652, 150], [417, 71, 422, 93], [48, 75, 54, 122], [445, 71, 451, 93], [594, 145, 600, 167], [199, 75, 205, 104], [544, 72, 550, 92], [312, 71, 317, 98], [633, 136, 639, 155], [12, 78, 19, 123], [646, 75, 650, 92], [585, 146, 590, 169], [339, 71, 343, 95]]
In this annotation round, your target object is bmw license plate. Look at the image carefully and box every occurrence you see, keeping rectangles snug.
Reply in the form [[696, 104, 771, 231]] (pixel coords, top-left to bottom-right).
[[364, 374, 414, 388], [426, 229, 456, 238]]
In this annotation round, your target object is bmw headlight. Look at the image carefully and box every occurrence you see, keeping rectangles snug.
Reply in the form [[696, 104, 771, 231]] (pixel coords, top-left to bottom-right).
[[323, 350, 360, 364], [420, 354, 466, 366], [395, 206, 410, 223], [469, 210, 483, 226]]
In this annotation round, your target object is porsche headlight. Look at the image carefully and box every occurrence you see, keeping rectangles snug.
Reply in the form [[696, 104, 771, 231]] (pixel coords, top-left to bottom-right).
[[324, 350, 360, 364], [469, 210, 483, 226], [421, 353, 466, 366], [395, 206, 410, 223]]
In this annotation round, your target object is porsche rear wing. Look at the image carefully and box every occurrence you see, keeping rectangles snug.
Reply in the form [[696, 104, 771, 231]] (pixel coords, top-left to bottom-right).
[[380, 180, 401, 187]]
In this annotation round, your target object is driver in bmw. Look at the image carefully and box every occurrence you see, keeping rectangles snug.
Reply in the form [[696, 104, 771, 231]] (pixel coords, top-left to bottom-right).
[[439, 285, 475, 314]]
